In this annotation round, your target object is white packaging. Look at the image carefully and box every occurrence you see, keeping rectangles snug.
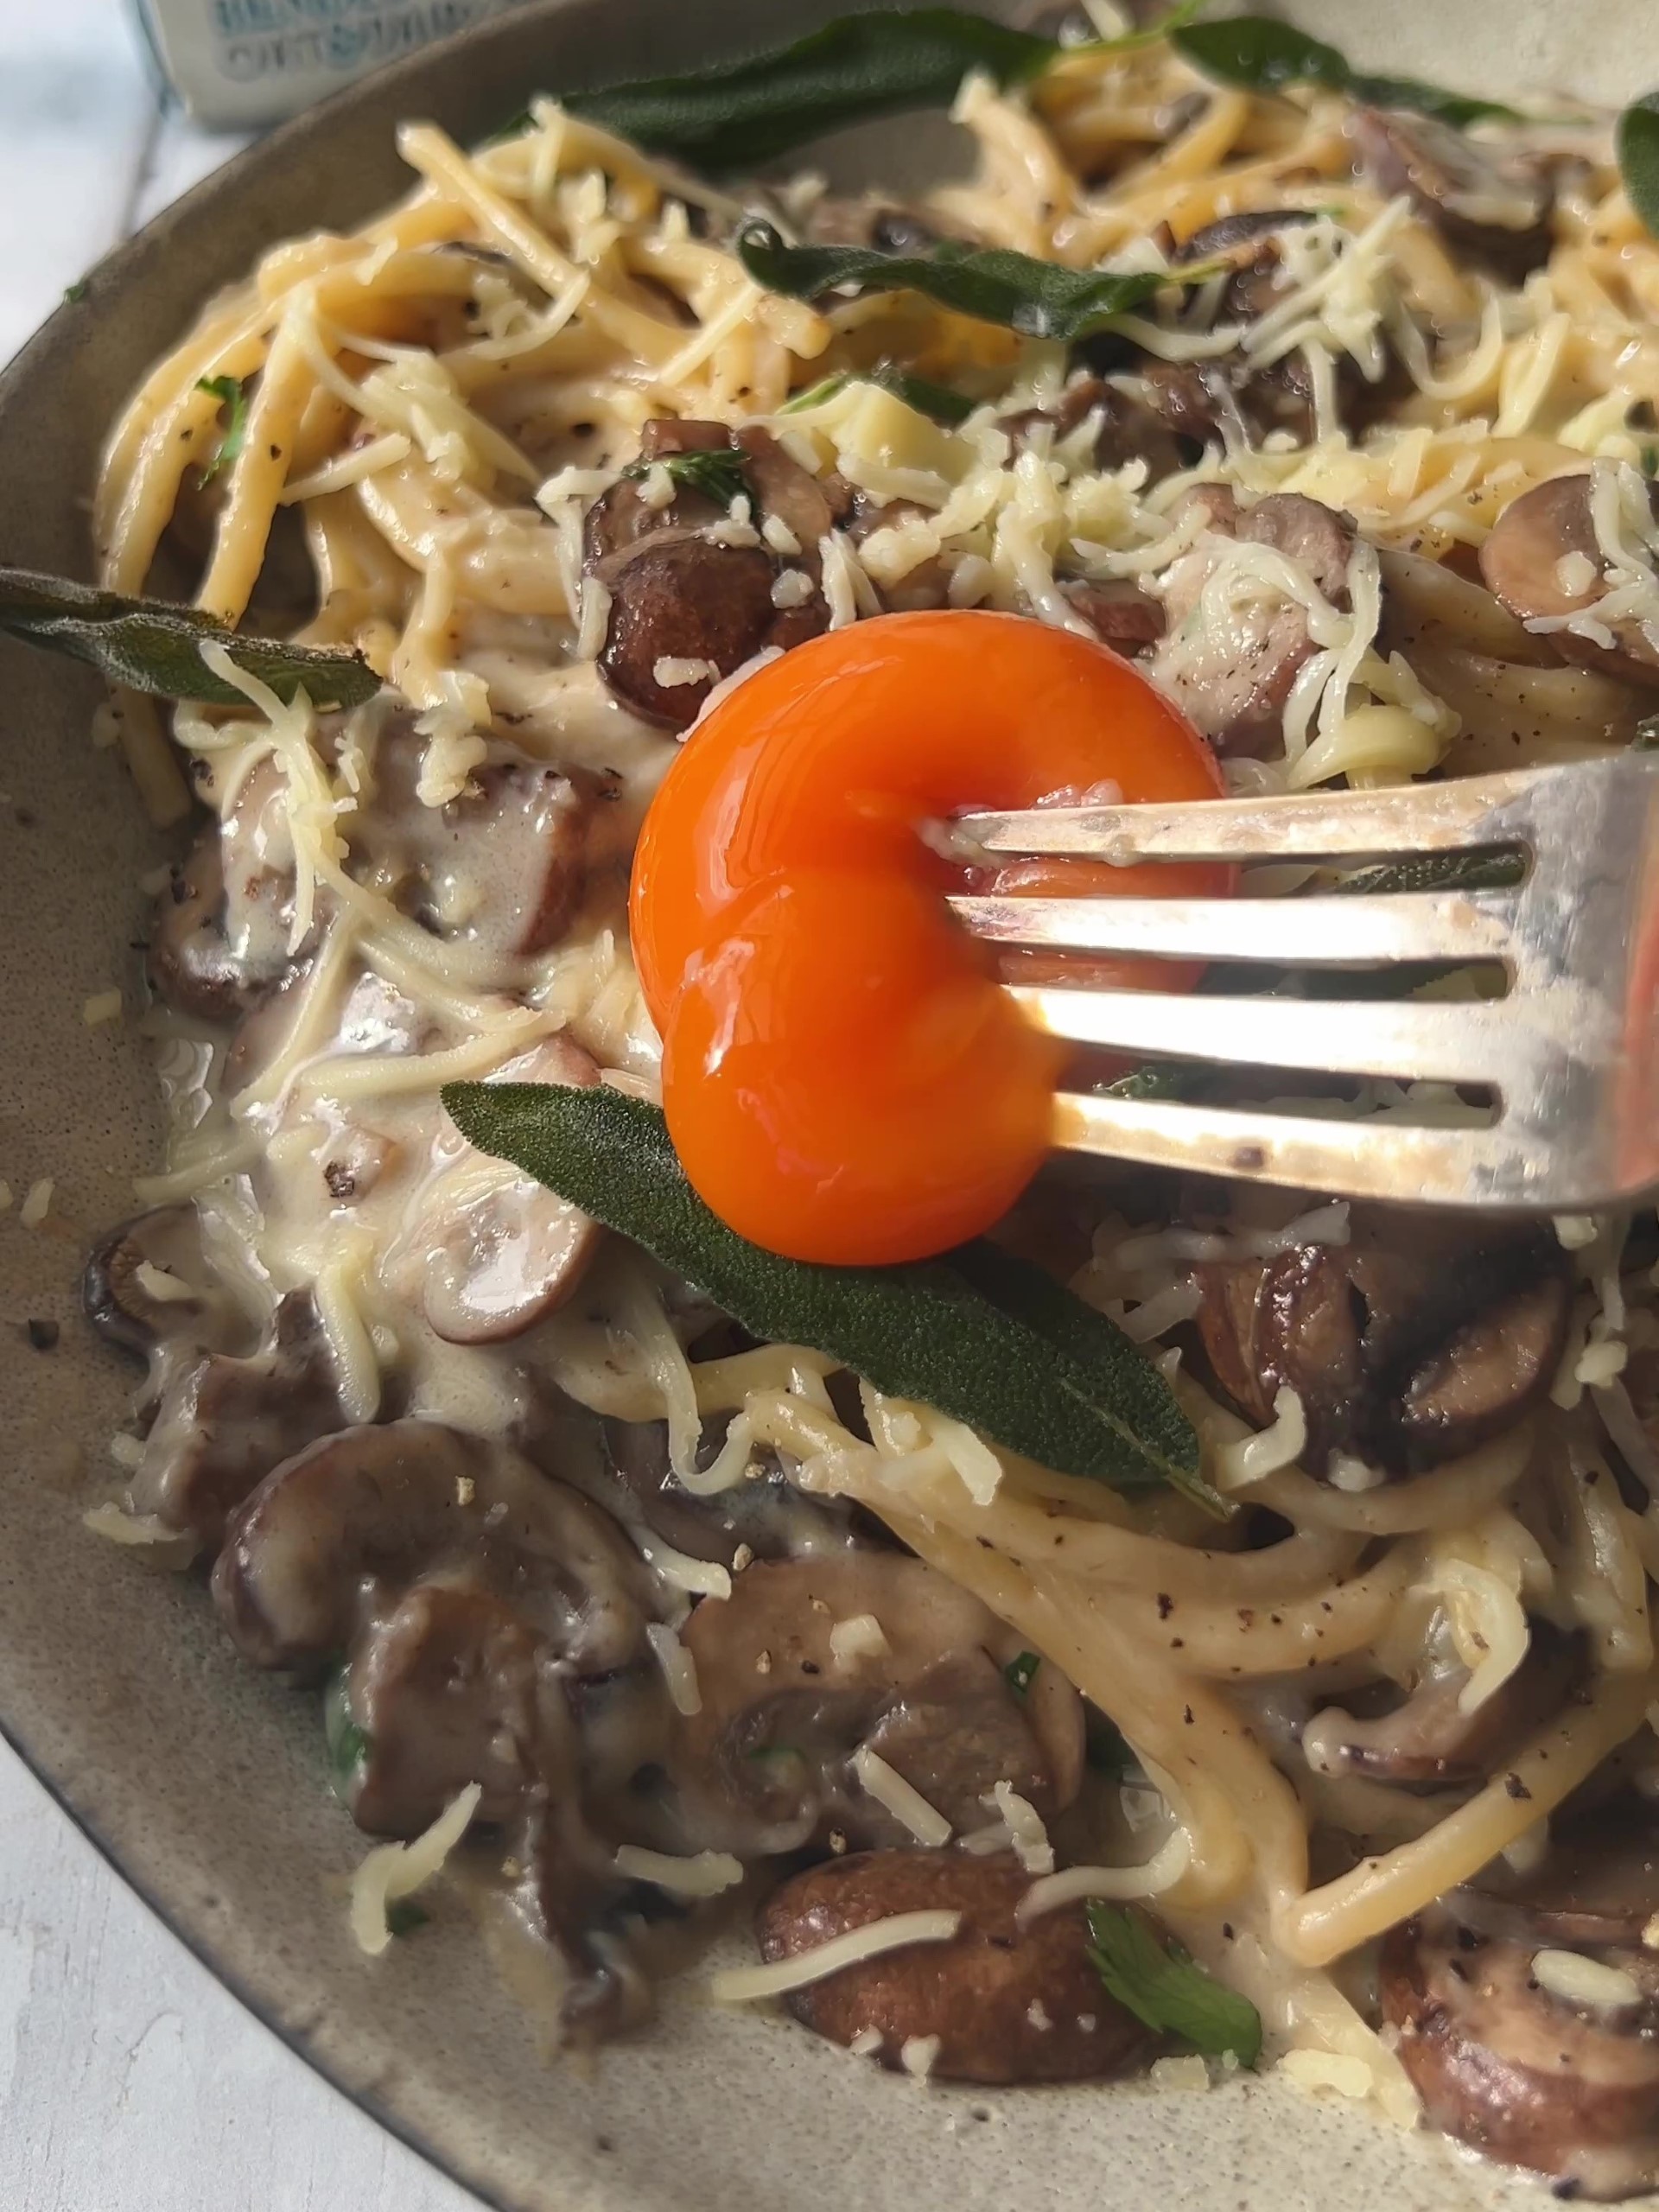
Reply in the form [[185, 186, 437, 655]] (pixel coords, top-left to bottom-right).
[[132, 0, 537, 128]]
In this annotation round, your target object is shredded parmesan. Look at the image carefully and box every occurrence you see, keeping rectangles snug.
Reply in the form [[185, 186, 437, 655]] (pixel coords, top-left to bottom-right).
[[900, 2034, 942, 2081], [18, 1179, 54, 1230], [709, 1910, 962, 2004], [852, 1745, 953, 1846], [1215, 1387, 1307, 1490], [1530, 1949, 1643, 2012], [1017, 1829, 1192, 1921], [990, 1782, 1054, 1877], [613, 1845, 741, 1897], [645, 1620, 702, 1716], [829, 1613, 891, 1669], [81, 989, 123, 1027], [349, 1782, 481, 1957]]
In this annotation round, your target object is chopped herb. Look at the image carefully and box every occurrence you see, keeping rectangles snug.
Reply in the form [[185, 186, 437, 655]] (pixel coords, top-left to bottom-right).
[[1172, 16, 1520, 128], [385, 1899, 431, 1939], [1086, 1903, 1262, 2065], [1004, 1650, 1042, 1696], [323, 1668, 370, 1802], [1643, 445, 1659, 480], [441, 1084, 1209, 1503], [780, 372, 851, 413], [194, 375, 250, 489], [1618, 93, 1659, 243], [62, 278, 90, 305], [626, 444, 751, 508], [1096, 1059, 1211, 1103], [1328, 847, 1526, 899], [556, 10, 1061, 171], [737, 220, 1205, 343], [0, 564, 379, 708]]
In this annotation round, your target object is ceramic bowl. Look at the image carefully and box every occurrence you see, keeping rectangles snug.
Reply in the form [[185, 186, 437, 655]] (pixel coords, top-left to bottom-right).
[[0, 4, 1644, 2205]]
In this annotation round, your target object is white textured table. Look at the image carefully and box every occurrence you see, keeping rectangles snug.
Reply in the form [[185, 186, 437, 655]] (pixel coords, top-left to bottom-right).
[[0, 6, 481, 2205]]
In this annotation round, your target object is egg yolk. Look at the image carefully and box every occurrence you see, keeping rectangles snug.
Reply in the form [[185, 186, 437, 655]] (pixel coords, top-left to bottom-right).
[[630, 609, 1228, 1265]]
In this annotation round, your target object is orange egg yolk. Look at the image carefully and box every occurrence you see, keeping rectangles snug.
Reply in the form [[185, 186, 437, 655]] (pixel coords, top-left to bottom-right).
[[630, 609, 1228, 1265]]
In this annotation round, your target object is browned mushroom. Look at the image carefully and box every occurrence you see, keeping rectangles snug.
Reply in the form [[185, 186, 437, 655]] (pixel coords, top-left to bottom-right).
[[1349, 107, 1552, 279], [385, 1033, 604, 1344], [213, 1419, 652, 1679], [1148, 492, 1357, 753], [999, 375, 1190, 481], [1449, 1814, 1659, 1950], [82, 1206, 250, 1368], [595, 1413, 864, 1567], [1478, 473, 1659, 693], [1062, 578, 1166, 654], [346, 728, 595, 959], [1300, 1626, 1577, 1789], [842, 494, 953, 612], [148, 756, 315, 1023], [756, 1852, 1150, 2082], [803, 198, 949, 256], [674, 1555, 1082, 1853], [1175, 209, 1319, 316], [1382, 1904, 1659, 2194], [586, 419, 834, 729], [1194, 1206, 1571, 1476], [126, 1294, 344, 1548]]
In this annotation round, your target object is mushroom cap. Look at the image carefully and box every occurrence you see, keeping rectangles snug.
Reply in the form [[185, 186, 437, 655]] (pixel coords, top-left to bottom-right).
[[757, 1851, 1150, 2083], [1382, 1910, 1659, 2191], [1479, 474, 1659, 692]]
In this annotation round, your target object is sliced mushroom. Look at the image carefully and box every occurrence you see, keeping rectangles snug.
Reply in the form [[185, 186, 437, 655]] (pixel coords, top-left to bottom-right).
[[1176, 209, 1319, 320], [757, 1852, 1150, 2082], [734, 424, 847, 553], [844, 494, 952, 613], [1478, 473, 1659, 693], [1000, 376, 1190, 481], [348, 728, 594, 959], [1062, 578, 1166, 654], [1300, 1626, 1577, 1790], [1149, 493, 1357, 753], [82, 1206, 249, 1366], [1382, 1908, 1659, 2194], [586, 419, 832, 730], [804, 197, 948, 256], [674, 1555, 1082, 1853], [1450, 1815, 1659, 1950], [597, 1414, 863, 1567], [127, 1294, 343, 1548], [1349, 107, 1552, 279], [213, 1419, 652, 1679], [387, 1033, 604, 1344], [1194, 1208, 1571, 1476]]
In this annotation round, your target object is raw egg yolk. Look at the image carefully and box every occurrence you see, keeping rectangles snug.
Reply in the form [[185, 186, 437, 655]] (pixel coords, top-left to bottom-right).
[[631, 610, 1228, 1265]]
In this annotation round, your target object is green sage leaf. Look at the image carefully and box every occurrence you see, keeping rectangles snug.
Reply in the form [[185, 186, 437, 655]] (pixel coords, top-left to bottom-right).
[[562, 9, 1059, 172], [441, 1082, 1205, 1501], [0, 565, 381, 708], [1172, 16, 1520, 129], [1618, 93, 1659, 242], [1086, 1903, 1262, 2065], [1004, 1649, 1042, 1696], [323, 1668, 370, 1804], [737, 220, 1195, 340], [195, 374, 249, 488]]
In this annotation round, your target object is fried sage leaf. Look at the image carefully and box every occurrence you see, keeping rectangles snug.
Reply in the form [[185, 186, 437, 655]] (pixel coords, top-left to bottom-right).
[[737, 221, 1195, 340], [1618, 93, 1659, 242], [0, 567, 380, 708], [1086, 1904, 1263, 2066], [1172, 16, 1520, 129], [563, 8, 1058, 172], [442, 1081, 1207, 1501]]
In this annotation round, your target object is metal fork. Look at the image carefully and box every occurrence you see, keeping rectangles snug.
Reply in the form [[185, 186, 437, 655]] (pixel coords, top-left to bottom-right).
[[949, 756, 1659, 1211]]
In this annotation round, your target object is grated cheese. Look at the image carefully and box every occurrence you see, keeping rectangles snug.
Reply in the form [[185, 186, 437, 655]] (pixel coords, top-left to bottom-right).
[[349, 1782, 481, 1957], [1016, 1830, 1192, 1921], [1530, 1949, 1643, 2012], [1215, 1387, 1307, 1490], [1277, 2049, 1377, 2100], [613, 1844, 741, 1897], [852, 1745, 953, 1847], [645, 1620, 702, 1716], [847, 2025, 885, 2058], [19, 1179, 54, 1230], [81, 990, 123, 1027], [132, 1261, 200, 1305], [652, 656, 721, 688], [1149, 2054, 1211, 2093], [829, 1613, 890, 1669], [709, 1910, 962, 2004], [990, 1781, 1054, 1877], [900, 2034, 942, 2081]]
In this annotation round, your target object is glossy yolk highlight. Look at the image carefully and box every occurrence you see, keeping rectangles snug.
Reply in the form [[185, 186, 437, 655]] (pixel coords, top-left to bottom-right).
[[631, 610, 1228, 1265]]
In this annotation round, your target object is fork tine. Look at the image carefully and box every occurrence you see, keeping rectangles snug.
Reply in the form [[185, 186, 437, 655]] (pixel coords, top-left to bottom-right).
[[956, 764, 1551, 864], [950, 888, 1516, 966], [1011, 984, 1519, 1085], [1051, 1091, 1529, 1206]]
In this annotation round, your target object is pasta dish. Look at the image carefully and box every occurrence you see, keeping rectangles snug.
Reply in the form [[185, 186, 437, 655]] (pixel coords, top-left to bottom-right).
[[62, 3, 1659, 2195]]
